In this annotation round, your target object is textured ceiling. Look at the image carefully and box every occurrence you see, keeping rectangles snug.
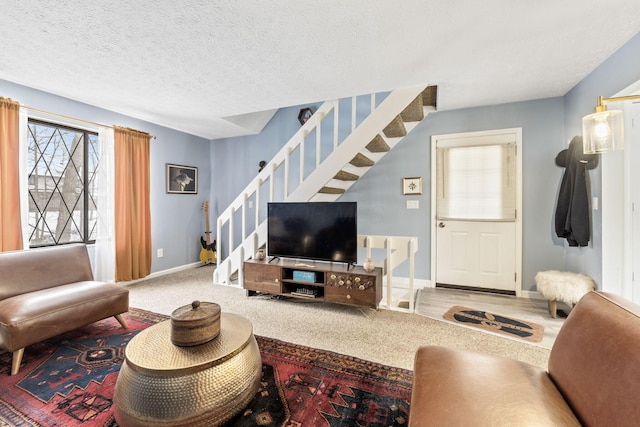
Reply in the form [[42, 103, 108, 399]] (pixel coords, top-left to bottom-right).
[[1, 1, 640, 140]]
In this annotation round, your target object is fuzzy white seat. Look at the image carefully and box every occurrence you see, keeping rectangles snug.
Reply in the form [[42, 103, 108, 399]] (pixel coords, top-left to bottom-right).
[[535, 270, 595, 318]]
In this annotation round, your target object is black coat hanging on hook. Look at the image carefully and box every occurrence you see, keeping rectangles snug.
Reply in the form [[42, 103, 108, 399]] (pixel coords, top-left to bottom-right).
[[554, 135, 599, 246]]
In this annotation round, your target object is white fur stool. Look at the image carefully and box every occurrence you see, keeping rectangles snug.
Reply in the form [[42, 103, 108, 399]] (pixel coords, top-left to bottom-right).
[[535, 270, 595, 318]]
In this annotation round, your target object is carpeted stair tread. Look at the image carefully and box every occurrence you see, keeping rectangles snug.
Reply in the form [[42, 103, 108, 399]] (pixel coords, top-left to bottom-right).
[[350, 153, 375, 167], [318, 186, 345, 194], [400, 94, 425, 122], [334, 170, 360, 181], [422, 85, 438, 109], [383, 115, 407, 138], [366, 135, 390, 153]]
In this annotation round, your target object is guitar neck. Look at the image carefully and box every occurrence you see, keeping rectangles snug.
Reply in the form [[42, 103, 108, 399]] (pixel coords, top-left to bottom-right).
[[204, 206, 212, 246]]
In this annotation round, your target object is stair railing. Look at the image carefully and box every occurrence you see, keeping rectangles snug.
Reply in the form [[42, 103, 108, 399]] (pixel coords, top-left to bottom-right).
[[359, 235, 419, 312], [213, 86, 427, 287], [214, 93, 382, 285]]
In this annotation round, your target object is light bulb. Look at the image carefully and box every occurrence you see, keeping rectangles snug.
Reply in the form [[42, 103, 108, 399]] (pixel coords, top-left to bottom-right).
[[594, 122, 610, 139]]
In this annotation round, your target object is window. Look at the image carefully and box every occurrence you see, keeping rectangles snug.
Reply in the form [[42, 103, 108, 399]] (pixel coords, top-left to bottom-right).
[[27, 119, 99, 247], [436, 143, 516, 220]]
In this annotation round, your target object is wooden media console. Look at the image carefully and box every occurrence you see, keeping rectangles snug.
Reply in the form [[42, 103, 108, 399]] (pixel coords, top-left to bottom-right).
[[243, 258, 382, 309]]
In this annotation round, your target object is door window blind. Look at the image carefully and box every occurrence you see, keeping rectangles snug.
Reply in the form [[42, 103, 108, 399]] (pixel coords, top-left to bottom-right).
[[436, 143, 516, 220]]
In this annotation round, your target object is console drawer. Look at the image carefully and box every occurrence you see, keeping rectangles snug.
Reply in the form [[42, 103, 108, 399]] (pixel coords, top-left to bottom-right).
[[244, 262, 281, 293], [325, 286, 376, 308]]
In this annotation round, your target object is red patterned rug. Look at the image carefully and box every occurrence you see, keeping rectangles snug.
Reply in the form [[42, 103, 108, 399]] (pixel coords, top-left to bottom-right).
[[0, 308, 412, 426]]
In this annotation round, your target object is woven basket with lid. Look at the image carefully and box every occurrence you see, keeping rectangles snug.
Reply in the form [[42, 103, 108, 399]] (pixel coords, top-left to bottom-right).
[[114, 310, 262, 427], [170, 300, 221, 346]]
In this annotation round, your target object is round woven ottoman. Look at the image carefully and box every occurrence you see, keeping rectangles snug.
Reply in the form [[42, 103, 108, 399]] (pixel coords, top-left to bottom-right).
[[535, 270, 595, 318], [113, 313, 261, 426]]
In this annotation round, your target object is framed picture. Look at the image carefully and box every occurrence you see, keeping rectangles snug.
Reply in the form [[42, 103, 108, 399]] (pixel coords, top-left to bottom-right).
[[297, 107, 314, 125], [402, 177, 422, 195], [166, 163, 198, 194]]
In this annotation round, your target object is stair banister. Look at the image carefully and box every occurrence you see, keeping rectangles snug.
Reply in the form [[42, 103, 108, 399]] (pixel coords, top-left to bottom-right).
[[214, 86, 430, 292], [288, 87, 424, 201]]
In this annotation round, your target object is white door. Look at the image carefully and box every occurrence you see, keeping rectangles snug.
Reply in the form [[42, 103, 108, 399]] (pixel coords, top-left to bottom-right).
[[631, 102, 640, 304], [436, 220, 516, 291], [431, 129, 522, 294], [602, 99, 640, 304]]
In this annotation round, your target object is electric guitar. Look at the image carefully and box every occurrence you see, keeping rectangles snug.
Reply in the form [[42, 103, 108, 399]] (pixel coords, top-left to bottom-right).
[[200, 201, 216, 264]]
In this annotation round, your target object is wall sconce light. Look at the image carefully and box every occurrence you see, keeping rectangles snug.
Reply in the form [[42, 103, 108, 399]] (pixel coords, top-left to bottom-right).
[[582, 94, 640, 154]]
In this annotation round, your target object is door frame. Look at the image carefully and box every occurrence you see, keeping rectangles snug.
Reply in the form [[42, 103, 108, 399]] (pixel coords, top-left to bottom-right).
[[601, 99, 640, 303], [430, 128, 523, 296]]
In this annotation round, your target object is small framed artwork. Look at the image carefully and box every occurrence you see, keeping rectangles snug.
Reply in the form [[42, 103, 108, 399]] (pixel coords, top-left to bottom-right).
[[402, 177, 422, 195], [298, 107, 314, 125], [166, 163, 198, 194]]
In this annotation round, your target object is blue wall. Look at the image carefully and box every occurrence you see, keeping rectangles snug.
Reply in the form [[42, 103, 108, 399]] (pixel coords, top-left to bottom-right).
[[562, 31, 640, 285], [212, 97, 567, 290], [4, 30, 639, 288], [210, 32, 640, 292], [0, 79, 211, 272]]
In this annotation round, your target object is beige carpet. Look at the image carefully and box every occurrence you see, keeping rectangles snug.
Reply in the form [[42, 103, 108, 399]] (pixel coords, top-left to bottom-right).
[[124, 265, 551, 370]]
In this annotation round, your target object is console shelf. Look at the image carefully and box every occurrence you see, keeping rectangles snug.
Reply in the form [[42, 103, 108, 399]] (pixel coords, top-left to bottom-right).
[[243, 258, 382, 308]]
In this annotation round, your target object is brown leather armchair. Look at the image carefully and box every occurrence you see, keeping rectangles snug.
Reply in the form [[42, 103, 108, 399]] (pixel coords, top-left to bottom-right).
[[0, 244, 129, 375], [409, 292, 640, 426]]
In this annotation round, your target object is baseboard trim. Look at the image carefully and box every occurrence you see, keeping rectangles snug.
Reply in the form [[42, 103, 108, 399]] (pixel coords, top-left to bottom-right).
[[382, 276, 430, 290], [121, 262, 204, 286]]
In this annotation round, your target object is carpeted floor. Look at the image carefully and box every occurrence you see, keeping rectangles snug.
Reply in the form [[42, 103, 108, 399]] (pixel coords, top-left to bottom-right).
[[0, 309, 412, 427], [125, 265, 551, 370]]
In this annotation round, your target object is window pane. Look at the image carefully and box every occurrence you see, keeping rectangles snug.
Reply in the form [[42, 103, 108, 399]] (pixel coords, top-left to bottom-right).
[[27, 120, 98, 246], [437, 143, 516, 220]]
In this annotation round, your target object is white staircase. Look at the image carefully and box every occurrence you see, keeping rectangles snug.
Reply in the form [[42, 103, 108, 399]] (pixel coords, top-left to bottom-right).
[[213, 85, 436, 289]]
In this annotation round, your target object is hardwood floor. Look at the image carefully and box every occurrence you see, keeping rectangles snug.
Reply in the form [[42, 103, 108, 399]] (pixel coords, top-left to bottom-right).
[[414, 287, 570, 349]]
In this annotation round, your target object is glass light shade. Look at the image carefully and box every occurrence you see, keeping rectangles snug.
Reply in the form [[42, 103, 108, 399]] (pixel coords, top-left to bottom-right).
[[582, 109, 624, 154]]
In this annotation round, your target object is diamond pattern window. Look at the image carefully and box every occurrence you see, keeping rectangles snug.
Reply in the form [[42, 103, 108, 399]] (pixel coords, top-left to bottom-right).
[[27, 119, 99, 247]]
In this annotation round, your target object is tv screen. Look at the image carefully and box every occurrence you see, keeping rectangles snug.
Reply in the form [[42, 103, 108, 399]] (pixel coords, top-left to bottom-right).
[[267, 202, 357, 264]]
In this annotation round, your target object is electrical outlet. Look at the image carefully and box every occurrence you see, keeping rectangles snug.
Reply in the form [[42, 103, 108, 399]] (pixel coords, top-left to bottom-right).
[[157, 248, 164, 258]]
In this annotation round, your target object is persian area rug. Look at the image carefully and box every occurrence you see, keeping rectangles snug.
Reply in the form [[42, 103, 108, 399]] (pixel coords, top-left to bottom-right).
[[0, 308, 412, 427], [443, 306, 544, 343]]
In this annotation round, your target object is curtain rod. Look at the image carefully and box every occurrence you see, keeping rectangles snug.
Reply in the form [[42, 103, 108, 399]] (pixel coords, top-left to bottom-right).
[[24, 105, 157, 140]]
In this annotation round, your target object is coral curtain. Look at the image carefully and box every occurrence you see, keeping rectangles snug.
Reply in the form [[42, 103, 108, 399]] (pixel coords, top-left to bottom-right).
[[114, 126, 152, 281], [0, 97, 23, 252]]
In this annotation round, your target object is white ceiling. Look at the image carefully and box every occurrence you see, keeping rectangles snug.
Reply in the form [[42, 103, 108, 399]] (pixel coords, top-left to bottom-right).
[[1, 1, 640, 140]]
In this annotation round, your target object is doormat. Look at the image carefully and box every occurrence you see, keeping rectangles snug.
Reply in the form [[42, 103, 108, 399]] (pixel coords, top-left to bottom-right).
[[0, 308, 412, 427], [443, 306, 544, 343]]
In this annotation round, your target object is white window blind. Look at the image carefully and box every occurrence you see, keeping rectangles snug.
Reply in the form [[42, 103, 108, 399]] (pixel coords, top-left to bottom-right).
[[437, 143, 516, 220]]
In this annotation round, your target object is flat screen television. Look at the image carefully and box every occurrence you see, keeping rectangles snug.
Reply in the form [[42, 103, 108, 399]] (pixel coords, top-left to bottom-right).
[[267, 202, 357, 265]]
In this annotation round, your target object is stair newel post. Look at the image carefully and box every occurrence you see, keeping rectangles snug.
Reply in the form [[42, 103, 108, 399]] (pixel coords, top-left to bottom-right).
[[408, 237, 416, 312], [385, 237, 393, 309], [269, 162, 276, 202], [214, 217, 222, 282], [228, 214, 234, 274], [370, 93, 376, 114]]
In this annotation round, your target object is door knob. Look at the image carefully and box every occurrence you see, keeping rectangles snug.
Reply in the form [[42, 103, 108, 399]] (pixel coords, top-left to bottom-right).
[[438, 222, 445, 228]]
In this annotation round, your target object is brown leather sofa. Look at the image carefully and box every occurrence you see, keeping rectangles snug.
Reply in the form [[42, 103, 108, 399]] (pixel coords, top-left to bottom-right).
[[0, 244, 129, 375], [409, 291, 640, 426]]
